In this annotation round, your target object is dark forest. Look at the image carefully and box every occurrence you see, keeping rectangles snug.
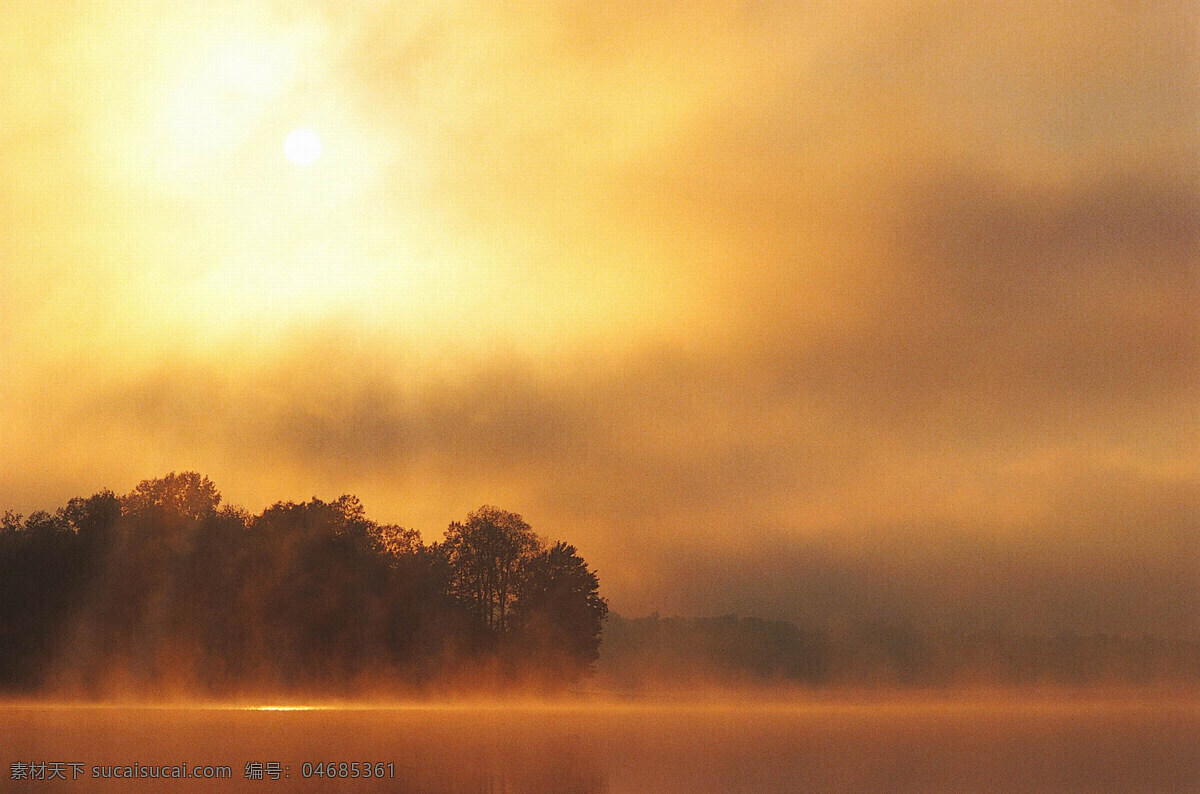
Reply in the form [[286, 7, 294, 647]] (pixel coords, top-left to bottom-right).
[[0, 472, 607, 696], [4, 471, 1197, 699]]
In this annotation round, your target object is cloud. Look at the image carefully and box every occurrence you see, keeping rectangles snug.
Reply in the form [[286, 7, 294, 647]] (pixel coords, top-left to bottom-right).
[[1, 0, 1196, 635]]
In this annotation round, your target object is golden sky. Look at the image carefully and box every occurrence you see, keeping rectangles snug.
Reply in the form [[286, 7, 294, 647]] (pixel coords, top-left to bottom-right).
[[2, 0, 1197, 634]]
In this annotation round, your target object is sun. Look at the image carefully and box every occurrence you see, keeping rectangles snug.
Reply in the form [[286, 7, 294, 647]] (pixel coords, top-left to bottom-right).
[[283, 128, 322, 166]]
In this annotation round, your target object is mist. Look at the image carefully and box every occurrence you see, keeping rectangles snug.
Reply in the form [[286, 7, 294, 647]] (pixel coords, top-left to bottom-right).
[[2, 0, 1196, 682]]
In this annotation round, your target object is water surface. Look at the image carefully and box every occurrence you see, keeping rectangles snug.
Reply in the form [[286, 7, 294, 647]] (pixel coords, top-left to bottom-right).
[[3, 695, 1198, 791]]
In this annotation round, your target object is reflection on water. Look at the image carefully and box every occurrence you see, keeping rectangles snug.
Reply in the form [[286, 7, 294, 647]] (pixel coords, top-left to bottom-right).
[[2, 696, 1199, 792]]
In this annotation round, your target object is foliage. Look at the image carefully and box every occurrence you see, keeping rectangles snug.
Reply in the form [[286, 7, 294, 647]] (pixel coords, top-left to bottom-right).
[[512, 542, 609, 679], [441, 506, 540, 636], [0, 474, 608, 695]]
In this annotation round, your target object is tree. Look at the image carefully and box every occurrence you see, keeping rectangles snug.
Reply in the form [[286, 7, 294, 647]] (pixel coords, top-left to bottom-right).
[[121, 472, 221, 523], [0, 510, 84, 689], [513, 542, 608, 678], [374, 524, 423, 558], [442, 507, 541, 637], [0, 478, 612, 693], [105, 474, 225, 664], [59, 490, 121, 550], [250, 496, 394, 685]]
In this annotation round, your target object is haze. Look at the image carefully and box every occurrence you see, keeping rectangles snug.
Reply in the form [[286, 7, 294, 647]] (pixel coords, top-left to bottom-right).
[[1, 1, 1196, 638]]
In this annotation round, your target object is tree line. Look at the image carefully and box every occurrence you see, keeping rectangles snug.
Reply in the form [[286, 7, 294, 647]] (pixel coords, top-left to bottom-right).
[[0, 472, 607, 696], [599, 614, 1200, 690]]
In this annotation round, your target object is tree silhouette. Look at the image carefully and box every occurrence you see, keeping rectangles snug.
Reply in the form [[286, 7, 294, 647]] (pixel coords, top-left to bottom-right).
[[0, 474, 611, 694], [513, 542, 609, 679], [3, 472, 1200, 693], [0, 509, 84, 689], [121, 471, 221, 522], [441, 506, 541, 638]]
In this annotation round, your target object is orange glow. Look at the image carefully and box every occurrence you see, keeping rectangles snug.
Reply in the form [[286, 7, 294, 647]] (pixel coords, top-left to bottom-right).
[[1, 0, 1196, 635]]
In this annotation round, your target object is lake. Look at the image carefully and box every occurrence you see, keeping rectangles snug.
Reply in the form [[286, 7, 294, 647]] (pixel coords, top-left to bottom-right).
[[3, 694, 1198, 791]]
